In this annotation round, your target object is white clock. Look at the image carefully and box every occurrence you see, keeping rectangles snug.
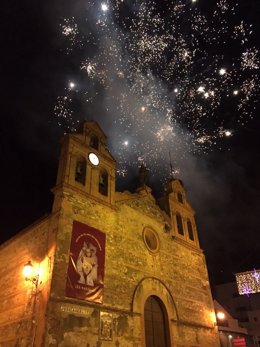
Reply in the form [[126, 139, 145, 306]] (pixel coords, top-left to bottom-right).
[[88, 152, 99, 166]]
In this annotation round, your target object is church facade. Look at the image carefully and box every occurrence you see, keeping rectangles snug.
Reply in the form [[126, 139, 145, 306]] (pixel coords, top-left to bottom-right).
[[0, 121, 220, 346]]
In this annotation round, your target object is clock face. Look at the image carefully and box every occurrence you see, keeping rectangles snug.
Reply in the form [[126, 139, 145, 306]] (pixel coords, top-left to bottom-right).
[[88, 152, 99, 166]]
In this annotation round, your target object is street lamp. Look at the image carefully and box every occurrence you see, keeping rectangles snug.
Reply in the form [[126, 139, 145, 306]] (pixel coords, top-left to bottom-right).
[[217, 311, 225, 320], [23, 260, 40, 346], [23, 261, 39, 287]]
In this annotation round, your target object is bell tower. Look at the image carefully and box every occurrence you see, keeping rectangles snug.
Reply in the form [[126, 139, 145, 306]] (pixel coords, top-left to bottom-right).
[[52, 120, 116, 211], [159, 178, 200, 248]]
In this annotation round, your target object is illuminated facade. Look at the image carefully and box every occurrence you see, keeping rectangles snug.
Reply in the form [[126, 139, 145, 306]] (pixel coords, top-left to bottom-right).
[[0, 121, 220, 346]]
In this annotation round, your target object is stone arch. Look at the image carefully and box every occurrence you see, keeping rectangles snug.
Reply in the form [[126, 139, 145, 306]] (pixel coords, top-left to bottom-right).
[[132, 277, 178, 321]]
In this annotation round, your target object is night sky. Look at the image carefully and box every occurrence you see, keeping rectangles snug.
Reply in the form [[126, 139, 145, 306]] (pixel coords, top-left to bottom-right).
[[1, 0, 260, 287]]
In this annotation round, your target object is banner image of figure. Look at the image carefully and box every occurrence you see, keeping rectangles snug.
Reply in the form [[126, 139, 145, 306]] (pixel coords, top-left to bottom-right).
[[66, 221, 106, 303], [77, 242, 98, 286]]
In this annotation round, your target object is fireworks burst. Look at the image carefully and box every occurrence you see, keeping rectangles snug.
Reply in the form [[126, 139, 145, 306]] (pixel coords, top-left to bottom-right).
[[60, 18, 83, 54], [55, 0, 260, 179]]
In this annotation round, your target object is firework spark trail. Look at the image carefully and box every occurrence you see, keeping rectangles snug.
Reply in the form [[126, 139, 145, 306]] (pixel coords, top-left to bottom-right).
[[55, 0, 260, 179]]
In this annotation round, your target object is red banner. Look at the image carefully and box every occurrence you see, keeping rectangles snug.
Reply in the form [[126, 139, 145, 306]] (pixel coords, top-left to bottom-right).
[[66, 221, 106, 304]]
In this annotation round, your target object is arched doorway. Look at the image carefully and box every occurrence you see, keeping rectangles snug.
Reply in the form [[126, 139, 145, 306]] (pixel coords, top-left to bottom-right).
[[144, 295, 170, 347]]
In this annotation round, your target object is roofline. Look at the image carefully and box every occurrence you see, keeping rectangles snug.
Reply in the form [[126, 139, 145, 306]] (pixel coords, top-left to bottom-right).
[[0, 213, 51, 250]]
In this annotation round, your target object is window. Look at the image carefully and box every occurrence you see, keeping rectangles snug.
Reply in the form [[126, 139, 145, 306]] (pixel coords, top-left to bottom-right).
[[99, 170, 108, 196], [75, 158, 86, 185], [187, 220, 194, 241], [176, 213, 184, 235], [144, 296, 170, 347], [177, 192, 183, 203], [90, 135, 99, 150]]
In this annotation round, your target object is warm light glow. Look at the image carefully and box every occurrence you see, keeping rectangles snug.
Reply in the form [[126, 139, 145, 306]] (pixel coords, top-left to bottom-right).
[[23, 261, 33, 278], [229, 335, 233, 339], [174, 88, 178, 93], [69, 82, 75, 89], [141, 106, 146, 112], [217, 311, 225, 320], [219, 68, 226, 75], [233, 90, 239, 95], [210, 311, 217, 326]]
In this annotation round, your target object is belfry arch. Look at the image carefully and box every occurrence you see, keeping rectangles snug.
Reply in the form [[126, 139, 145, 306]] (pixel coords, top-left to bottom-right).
[[132, 277, 178, 347]]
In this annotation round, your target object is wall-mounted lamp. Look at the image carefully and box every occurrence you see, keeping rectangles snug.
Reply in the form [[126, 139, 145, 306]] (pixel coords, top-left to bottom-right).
[[216, 311, 225, 320], [23, 260, 41, 346], [23, 261, 39, 287]]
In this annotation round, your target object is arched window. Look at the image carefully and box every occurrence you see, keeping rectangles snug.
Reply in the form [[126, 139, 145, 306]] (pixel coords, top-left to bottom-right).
[[75, 158, 86, 185], [176, 213, 184, 235], [187, 220, 194, 241], [90, 135, 99, 150], [144, 296, 170, 347], [177, 192, 183, 204], [99, 170, 108, 196]]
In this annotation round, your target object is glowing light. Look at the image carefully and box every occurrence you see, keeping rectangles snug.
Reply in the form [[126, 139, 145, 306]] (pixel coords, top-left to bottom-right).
[[141, 106, 146, 112], [69, 82, 75, 89], [229, 335, 233, 339], [124, 140, 129, 146], [101, 3, 108, 12], [225, 130, 232, 137], [174, 88, 178, 93], [216, 311, 225, 320], [233, 90, 239, 95], [204, 92, 209, 98], [219, 68, 226, 75], [23, 261, 33, 278]]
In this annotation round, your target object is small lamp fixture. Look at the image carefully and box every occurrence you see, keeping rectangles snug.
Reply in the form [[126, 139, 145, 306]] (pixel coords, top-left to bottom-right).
[[23, 261, 39, 286], [217, 311, 225, 320]]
